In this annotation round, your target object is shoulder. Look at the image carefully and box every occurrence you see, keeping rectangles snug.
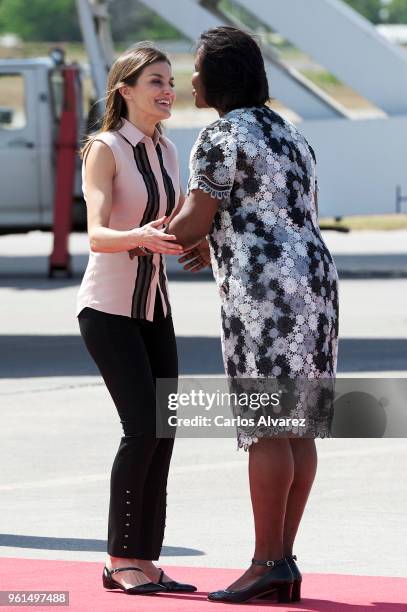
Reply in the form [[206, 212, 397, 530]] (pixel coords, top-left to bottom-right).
[[91, 129, 123, 147], [84, 133, 115, 160], [200, 116, 238, 139], [289, 123, 317, 162], [85, 129, 123, 154], [83, 131, 119, 174], [272, 113, 317, 162], [194, 117, 238, 159]]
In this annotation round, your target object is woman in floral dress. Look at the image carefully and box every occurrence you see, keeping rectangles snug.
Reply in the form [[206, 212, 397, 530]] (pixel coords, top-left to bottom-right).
[[169, 26, 339, 604]]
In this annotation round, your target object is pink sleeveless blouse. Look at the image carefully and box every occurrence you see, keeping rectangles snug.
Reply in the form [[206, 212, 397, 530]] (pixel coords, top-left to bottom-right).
[[76, 118, 180, 321]]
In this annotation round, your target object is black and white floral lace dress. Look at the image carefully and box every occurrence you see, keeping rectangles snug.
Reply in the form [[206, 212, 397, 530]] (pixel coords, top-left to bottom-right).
[[187, 106, 339, 450]]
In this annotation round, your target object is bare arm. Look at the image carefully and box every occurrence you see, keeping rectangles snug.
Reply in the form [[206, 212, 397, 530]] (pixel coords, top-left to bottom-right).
[[169, 119, 235, 250], [167, 189, 219, 250], [128, 187, 186, 259], [169, 186, 185, 221], [84, 140, 182, 255], [85, 141, 139, 252]]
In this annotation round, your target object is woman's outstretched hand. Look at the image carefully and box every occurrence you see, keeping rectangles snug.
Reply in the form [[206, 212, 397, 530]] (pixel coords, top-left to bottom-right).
[[178, 238, 211, 272], [128, 216, 184, 259]]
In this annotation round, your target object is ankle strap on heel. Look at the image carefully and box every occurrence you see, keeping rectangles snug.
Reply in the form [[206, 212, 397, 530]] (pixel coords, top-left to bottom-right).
[[251, 557, 286, 568], [109, 566, 142, 575], [285, 554, 297, 561]]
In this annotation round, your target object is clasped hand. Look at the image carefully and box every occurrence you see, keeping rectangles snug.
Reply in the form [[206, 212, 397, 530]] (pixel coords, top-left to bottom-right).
[[178, 238, 211, 273], [128, 215, 183, 259], [128, 217, 211, 273]]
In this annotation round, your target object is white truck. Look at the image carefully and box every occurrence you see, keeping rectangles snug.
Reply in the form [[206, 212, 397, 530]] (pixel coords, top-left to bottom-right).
[[0, 0, 113, 238], [0, 55, 86, 234]]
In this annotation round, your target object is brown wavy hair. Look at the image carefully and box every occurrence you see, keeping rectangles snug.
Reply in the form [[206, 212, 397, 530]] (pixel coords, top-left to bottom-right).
[[80, 42, 171, 159]]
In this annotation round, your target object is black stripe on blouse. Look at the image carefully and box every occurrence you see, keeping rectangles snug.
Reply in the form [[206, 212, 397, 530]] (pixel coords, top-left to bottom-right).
[[156, 142, 176, 316], [131, 142, 160, 318]]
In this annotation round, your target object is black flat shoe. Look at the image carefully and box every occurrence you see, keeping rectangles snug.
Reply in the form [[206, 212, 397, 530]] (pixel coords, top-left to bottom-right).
[[285, 554, 302, 601], [207, 557, 294, 604], [102, 566, 165, 595], [157, 568, 197, 592]]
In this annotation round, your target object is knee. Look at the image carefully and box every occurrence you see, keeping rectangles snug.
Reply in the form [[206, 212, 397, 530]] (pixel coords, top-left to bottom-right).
[[121, 419, 156, 438]]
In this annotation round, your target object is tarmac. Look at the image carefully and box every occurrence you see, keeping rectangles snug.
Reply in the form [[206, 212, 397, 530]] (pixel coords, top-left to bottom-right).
[[0, 229, 406, 594]]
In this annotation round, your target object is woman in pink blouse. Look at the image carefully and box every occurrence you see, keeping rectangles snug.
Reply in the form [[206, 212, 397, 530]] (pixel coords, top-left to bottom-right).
[[76, 43, 196, 596]]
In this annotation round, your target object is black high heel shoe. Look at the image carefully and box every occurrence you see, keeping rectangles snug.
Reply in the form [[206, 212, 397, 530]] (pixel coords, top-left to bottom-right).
[[156, 568, 197, 592], [260, 554, 302, 602], [102, 566, 165, 595], [285, 554, 302, 601], [207, 557, 294, 604]]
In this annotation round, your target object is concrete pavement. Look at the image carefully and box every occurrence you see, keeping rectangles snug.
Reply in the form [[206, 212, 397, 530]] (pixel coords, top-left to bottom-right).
[[0, 230, 406, 580]]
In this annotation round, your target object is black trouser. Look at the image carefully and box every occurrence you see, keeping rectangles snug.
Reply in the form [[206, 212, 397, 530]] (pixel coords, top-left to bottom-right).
[[78, 294, 178, 559]]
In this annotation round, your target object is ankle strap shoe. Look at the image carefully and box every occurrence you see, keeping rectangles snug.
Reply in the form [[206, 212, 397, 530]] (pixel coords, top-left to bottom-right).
[[102, 566, 165, 595], [156, 568, 197, 592], [251, 557, 288, 569], [284, 554, 302, 602], [208, 557, 293, 604]]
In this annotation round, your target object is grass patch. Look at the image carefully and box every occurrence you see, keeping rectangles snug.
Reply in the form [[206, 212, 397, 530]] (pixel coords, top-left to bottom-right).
[[319, 214, 407, 231], [302, 69, 341, 87]]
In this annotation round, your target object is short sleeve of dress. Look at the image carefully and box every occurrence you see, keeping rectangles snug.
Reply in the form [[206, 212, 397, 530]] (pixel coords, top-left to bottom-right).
[[187, 119, 237, 200]]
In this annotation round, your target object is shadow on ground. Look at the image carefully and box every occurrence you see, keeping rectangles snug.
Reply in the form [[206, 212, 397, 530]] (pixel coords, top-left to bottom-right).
[[1, 251, 407, 289], [0, 336, 407, 378], [0, 533, 204, 556]]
